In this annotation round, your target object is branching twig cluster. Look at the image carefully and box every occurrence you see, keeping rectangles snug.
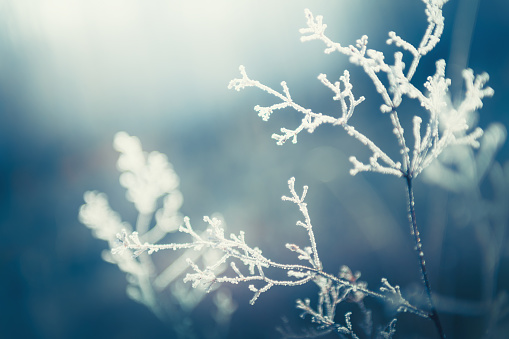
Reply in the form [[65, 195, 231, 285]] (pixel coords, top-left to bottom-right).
[[117, 177, 427, 337]]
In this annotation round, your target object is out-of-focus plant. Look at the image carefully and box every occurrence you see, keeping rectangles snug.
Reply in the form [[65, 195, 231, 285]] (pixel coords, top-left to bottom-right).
[[79, 132, 236, 339]]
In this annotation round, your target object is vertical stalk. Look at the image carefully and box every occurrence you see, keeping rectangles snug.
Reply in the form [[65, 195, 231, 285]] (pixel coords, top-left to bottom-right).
[[405, 174, 446, 339]]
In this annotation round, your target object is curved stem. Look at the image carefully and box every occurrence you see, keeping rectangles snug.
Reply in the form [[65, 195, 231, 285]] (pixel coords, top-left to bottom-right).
[[405, 174, 446, 339]]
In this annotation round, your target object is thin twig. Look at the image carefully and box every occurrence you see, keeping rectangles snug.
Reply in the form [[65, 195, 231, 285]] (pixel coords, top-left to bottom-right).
[[405, 173, 446, 339]]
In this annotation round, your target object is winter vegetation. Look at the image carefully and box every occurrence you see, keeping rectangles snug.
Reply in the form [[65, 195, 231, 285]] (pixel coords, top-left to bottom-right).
[[79, 0, 508, 338]]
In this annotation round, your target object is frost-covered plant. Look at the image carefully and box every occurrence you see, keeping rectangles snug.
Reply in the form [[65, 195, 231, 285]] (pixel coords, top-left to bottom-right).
[[115, 175, 421, 338], [79, 132, 235, 339], [81, 0, 501, 338], [224, 0, 492, 337]]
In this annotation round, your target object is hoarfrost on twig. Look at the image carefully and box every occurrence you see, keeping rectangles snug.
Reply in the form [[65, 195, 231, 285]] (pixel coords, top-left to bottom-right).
[[124, 177, 427, 334], [230, 0, 493, 180]]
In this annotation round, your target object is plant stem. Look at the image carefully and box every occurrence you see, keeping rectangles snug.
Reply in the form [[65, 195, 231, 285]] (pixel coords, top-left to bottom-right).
[[405, 174, 446, 339]]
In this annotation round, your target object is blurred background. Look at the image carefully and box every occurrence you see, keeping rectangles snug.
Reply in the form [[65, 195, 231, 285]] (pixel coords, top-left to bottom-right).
[[1, 0, 508, 338]]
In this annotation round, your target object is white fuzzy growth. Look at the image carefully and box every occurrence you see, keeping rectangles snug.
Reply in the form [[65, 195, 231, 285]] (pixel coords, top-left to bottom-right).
[[79, 191, 130, 241], [114, 131, 180, 215], [387, 0, 448, 80], [411, 61, 494, 177]]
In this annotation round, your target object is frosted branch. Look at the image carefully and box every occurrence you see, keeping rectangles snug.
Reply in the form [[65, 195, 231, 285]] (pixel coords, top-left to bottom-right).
[[166, 178, 425, 320], [230, 66, 403, 176], [97, 172, 426, 333], [300, 9, 393, 106], [410, 62, 494, 177], [379, 319, 398, 339], [296, 300, 361, 339], [380, 278, 428, 318], [113, 229, 196, 257], [294, 3, 486, 180], [387, 0, 448, 80], [229, 66, 364, 145]]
